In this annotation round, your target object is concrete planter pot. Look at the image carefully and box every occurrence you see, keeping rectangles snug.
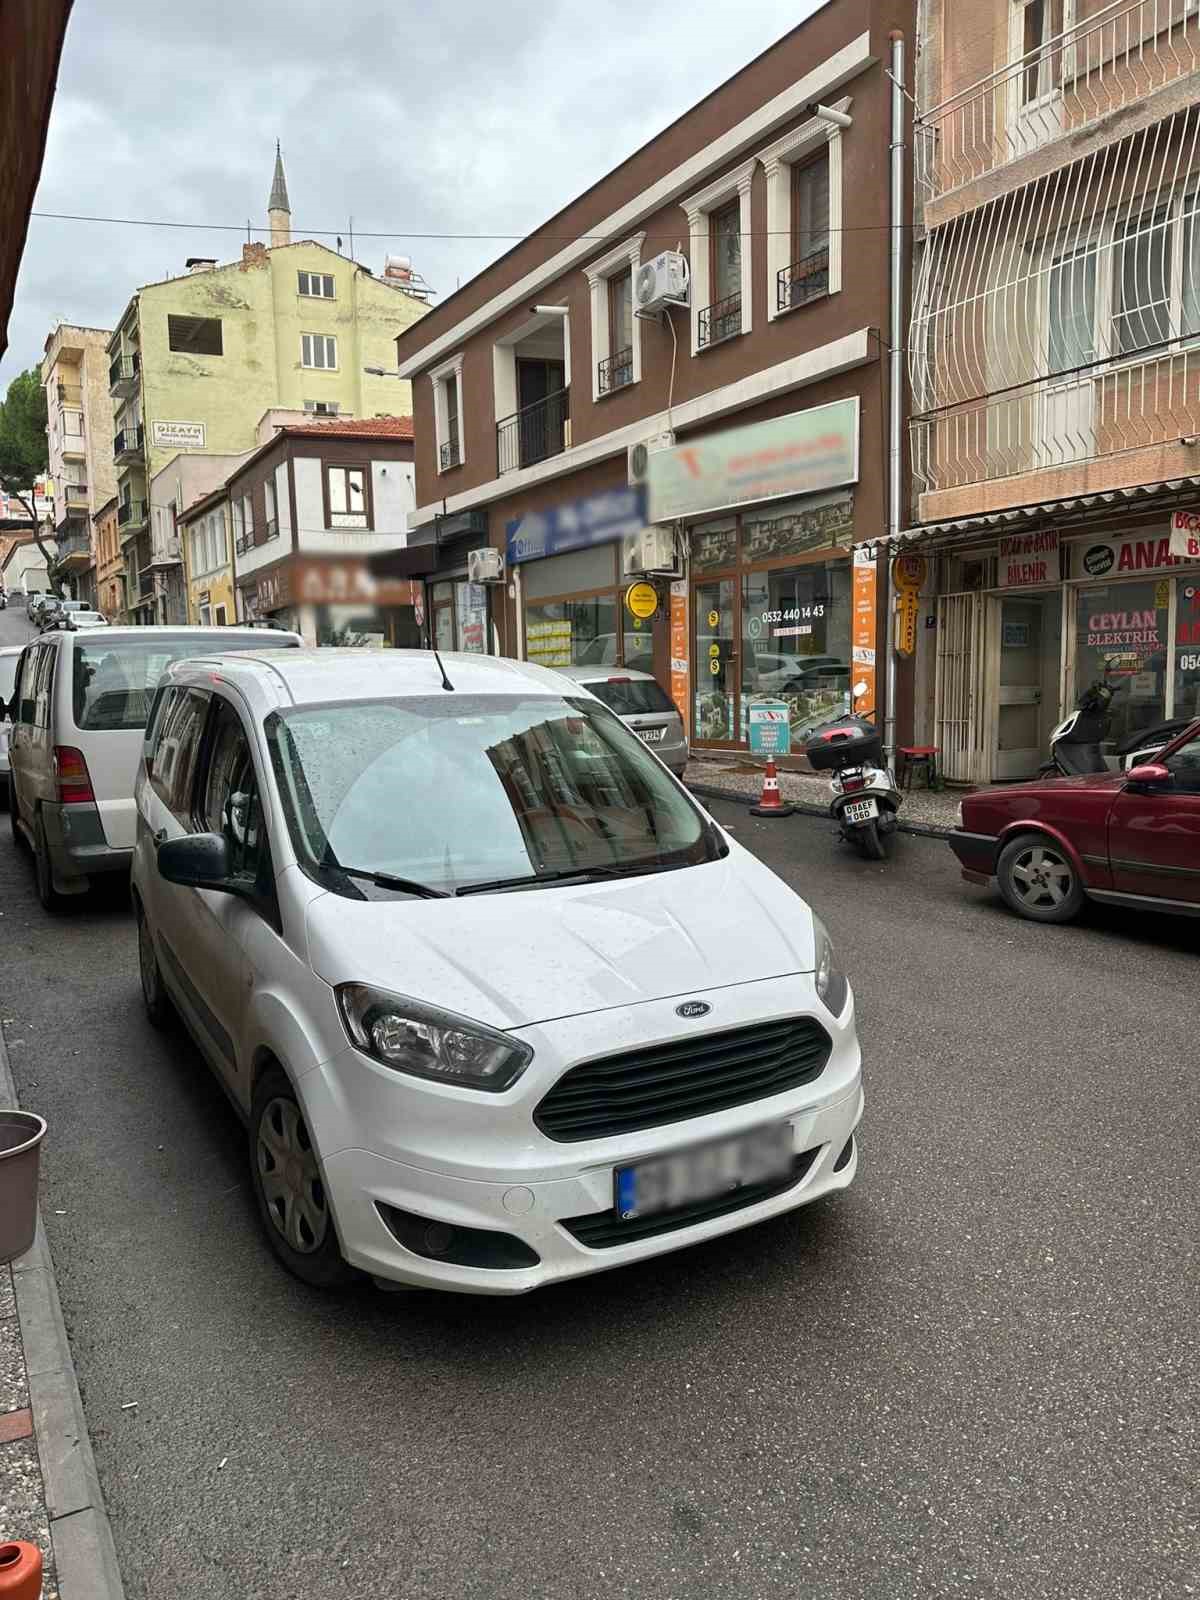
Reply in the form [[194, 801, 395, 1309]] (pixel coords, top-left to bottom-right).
[[0, 1110, 47, 1264]]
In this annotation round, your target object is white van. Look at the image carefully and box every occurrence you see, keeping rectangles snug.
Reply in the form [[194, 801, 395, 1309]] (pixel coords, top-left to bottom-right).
[[7, 626, 302, 910]]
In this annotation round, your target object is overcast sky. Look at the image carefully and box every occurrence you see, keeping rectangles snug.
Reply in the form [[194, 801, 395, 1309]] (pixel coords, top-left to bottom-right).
[[3, 0, 822, 393]]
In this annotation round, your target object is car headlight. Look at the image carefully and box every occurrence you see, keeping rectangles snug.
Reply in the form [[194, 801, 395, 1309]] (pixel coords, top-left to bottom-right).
[[812, 916, 850, 1018], [336, 984, 533, 1092]]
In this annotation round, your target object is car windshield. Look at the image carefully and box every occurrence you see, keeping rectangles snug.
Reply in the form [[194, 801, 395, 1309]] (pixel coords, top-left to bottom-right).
[[266, 692, 717, 896], [585, 678, 677, 717], [73, 635, 297, 731]]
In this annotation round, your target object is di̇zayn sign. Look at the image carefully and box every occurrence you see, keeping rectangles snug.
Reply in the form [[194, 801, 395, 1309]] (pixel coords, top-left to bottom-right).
[[646, 398, 859, 523]]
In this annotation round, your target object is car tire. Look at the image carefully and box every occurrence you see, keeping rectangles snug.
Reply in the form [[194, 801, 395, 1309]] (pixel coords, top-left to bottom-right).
[[249, 1066, 355, 1291], [996, 833, 1084, 924], [135, 899, 174, 1029], [33, 811, 70, 913]]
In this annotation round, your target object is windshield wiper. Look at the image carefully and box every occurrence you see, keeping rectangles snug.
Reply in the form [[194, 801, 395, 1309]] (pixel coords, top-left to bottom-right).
[[325, 863, 450, 899], [456, 860, 690, 897]]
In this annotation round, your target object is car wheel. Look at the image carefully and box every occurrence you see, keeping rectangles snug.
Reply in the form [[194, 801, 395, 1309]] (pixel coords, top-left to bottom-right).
[[135, 899, 173, 1028], [250, 1066, 355, 1290], [33, 811, 69, 913], [996, 834, 1084, 924]]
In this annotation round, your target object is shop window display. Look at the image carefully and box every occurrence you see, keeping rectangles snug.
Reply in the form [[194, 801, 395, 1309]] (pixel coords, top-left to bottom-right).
[[741, 562, 851, 742]]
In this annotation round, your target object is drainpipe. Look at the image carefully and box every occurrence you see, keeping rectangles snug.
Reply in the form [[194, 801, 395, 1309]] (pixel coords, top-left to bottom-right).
[[885, 29, 906, 764]]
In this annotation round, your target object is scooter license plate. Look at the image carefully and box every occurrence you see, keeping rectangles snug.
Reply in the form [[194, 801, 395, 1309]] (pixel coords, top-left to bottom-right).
[[614, 1123, 793, 1221], [843, 797, 878, 824]]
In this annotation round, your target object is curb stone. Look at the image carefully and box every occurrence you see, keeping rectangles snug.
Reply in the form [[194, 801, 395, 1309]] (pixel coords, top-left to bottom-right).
[[0, 1029, 125, 1600], [686, 781, 956, 840]]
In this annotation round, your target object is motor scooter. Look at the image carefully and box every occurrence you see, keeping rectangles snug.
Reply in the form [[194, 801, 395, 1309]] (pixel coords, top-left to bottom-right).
[[1042, 670, 1186, 776], [804, 690, 901, 860]]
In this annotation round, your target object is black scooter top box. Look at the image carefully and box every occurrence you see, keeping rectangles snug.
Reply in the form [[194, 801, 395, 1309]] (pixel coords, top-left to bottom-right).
[[803, 717, 883, 771]]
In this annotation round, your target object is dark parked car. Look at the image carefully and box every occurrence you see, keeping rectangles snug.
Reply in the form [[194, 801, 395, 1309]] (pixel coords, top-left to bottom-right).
[[949, 720, 1200, 923]]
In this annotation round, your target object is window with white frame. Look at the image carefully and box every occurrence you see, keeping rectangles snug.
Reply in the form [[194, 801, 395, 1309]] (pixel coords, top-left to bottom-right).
[[1015, 0, 1066, 108], [264, 476, 277, 538], [584, 233, 644, 400], [231, 497, 244, 552], [242, 493, 254, 544], [430, 351, 465, 472], [301, 332, 338, 370], [298, 271, 335, 299], [760, 107, 846, 323], [304, 399, 340, 415], [682, 161, 756, 354]]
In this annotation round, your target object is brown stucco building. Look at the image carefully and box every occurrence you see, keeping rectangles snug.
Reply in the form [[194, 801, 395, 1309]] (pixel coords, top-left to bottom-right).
[[385, 0, 914, 759]]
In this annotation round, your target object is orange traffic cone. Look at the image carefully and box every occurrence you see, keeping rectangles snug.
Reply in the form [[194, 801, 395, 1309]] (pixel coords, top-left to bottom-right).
[[750, 757, 794, 817], [0, 1541, 43, 1600]]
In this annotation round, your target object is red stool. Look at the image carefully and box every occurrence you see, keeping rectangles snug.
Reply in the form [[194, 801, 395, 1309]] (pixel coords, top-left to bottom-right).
[[898, 746, 939, 791]]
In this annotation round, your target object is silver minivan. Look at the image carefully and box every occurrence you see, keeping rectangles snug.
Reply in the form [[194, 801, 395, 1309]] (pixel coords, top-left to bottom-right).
[[7, 626, 301, 910], [558, 666, 689, 776]]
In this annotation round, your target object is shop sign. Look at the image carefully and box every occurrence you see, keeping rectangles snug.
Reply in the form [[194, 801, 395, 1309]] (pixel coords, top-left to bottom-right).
[[1168, 509, 1200, 560], [256, 567, 291, 612], [1077, 534, 1192, 578], [895, 587, 920, 657], [891, 549, 927, 591], [998, 530, 1059, 588], [505, 485, 646, 565], [670, 579, 689, 733], [151, 420, 206, 450], [852, 545, 877, 718], [294, 561, 422, 607], [646, 398, 859, 523], [748, 700, 791, 757], [625, 581, 658, 620]]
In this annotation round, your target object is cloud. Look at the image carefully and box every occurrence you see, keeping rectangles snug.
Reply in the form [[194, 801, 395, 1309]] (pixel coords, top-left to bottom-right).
[[3, 0, 818, 386]]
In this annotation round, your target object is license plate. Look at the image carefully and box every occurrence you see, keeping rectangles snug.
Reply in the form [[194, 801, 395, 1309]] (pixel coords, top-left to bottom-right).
[[637, 728, 666, 744], [614, 1123, 793, 1221], [843, 797, 878, 824]]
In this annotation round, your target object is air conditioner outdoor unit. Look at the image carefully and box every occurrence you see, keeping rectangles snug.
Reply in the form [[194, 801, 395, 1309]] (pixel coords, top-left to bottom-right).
[[627, 430, 675, 488], [634, 251, 690, 315], [622, 524, 679, 578], [467, 547, 505, 583]]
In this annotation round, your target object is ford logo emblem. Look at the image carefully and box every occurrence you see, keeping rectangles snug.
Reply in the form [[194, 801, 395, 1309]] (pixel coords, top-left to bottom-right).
[[676, 1001, 712, 1019]]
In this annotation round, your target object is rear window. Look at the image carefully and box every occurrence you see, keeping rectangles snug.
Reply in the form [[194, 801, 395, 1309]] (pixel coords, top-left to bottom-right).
[[72, 635, 298, 731], [585, 678, 676, 717]]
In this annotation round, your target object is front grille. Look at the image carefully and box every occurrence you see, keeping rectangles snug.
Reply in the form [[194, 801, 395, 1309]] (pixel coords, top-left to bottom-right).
[[534, 1016, 832, 1143], [561, 1147, 821, 1249]]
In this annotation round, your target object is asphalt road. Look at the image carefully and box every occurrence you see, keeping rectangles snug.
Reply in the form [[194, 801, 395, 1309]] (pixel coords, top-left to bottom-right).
[[0, 616, 1196, 1599]]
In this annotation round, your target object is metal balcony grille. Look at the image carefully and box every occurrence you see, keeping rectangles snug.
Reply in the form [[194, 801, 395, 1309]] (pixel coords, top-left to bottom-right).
[[113, 425, 144, 457], [496, 388, 569, 475], [439, 418, 461, 470], [108, 353, 140, 390], [698, 292, 742, 348], [598, 346, 633, 394], [116, 499, 146, 528], [777, 248, 830, 312]]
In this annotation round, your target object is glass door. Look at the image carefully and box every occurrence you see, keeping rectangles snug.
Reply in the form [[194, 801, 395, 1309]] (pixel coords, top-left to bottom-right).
[[693, 578, 738, 743]]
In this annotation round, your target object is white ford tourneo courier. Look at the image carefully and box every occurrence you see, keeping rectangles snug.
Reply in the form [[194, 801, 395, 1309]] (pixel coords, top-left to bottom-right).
[[132, 649, 863, 1293]]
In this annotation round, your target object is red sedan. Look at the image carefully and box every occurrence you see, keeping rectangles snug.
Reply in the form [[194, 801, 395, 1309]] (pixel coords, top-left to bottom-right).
[[949, 720, 1200, 923]]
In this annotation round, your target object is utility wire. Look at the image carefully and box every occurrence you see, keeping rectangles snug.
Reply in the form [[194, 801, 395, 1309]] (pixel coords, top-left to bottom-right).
[[31, 209, 920, 239]]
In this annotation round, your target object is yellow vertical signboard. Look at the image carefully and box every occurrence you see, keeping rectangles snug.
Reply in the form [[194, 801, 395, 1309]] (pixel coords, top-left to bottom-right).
[[852, 546, 878, 717]]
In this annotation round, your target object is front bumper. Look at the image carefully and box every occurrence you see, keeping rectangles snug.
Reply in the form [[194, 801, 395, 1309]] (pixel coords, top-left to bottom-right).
[[947, 828, 997, 882], [324, 1080, 863, 1293], [42, 802, 133, 884]]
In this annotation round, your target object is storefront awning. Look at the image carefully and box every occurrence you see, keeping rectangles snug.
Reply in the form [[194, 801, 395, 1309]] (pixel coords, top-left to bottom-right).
[[367, 542, 440, 579], [895, 475, 1200, 546]]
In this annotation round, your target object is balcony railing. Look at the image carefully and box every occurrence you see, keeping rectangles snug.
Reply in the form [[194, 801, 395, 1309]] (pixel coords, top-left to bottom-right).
[[598, 346, 634, 394], [697, 292, 742, 349], [777, 248, 830, 313], [265, 517, 279, 541], [917, 0, 1200, 206], [496, 388, 569, 475], [63, 483, 89, 506], [439, 418, 461, 471], [53, 525, 92, 562], [117, 498, 147, 531], [113, 424, 144, 460], [139, 571, 155, 600], [911, 344, 1200, 497], [109, 352, 140, 394]]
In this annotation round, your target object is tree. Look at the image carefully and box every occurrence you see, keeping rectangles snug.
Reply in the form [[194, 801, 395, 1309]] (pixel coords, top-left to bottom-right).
[[0, 368, 61, 594]]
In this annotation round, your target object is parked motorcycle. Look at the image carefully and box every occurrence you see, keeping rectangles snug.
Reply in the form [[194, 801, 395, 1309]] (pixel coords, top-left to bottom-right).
[[1042, 670, 1186, 776], [804, 711, 901, 860]]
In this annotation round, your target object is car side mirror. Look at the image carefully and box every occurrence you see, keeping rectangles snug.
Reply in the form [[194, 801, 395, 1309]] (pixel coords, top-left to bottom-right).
[[156, 832, 237, 891], [1125, 761, 1171, 786]]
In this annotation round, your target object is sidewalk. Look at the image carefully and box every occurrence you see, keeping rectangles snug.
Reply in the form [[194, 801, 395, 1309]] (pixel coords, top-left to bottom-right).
[[0, 1042, 124, 1600], [685, 756, 962, 833]]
